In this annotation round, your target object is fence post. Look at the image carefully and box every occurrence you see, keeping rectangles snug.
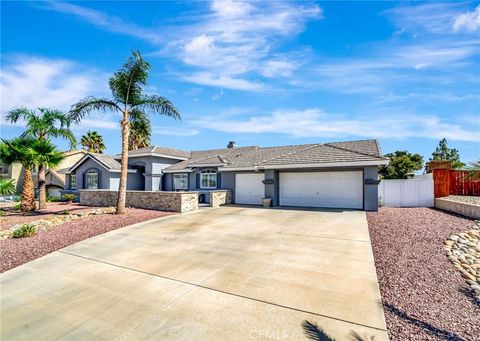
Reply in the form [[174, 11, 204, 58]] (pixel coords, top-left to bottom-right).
[[428, 161, 452, 198]]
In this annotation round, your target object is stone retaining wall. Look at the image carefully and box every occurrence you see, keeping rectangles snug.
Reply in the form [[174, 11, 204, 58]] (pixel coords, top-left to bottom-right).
[[210, 190, 233, 207], [80, 190, 198, 213], [435, 198, 480, 219]]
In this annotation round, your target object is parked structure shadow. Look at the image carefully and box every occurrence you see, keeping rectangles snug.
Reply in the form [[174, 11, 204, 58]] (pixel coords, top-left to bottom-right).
[[383, 303, 465, 341]]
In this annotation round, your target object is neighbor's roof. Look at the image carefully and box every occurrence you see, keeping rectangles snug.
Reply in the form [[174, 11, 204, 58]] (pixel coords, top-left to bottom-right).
[[164, 139, 388, 172], [115, 145, 190, 160]]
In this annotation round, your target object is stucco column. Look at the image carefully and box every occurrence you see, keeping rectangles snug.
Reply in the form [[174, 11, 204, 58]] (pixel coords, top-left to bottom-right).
[[363, 166, 380, 211], [264, 169, 279, 206]]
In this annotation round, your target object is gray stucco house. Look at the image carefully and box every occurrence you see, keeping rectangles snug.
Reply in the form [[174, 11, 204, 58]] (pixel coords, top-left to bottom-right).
[[62, 139, 389, 211]]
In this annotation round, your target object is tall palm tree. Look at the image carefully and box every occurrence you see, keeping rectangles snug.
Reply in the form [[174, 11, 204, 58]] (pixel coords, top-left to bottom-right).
[[129, 112, 151, 150], [0, 139, 63, 211], [81, 131, 106, 153], [6, 108, 76, 209], [69, 51, 181, 214]]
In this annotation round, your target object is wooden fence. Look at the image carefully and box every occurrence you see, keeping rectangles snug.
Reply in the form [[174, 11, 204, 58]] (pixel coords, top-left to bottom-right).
[[433, 169, 480, 197]]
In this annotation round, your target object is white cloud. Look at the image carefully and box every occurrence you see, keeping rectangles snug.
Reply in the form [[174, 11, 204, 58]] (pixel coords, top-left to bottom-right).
[[183, 72, 264, 91], [262, 60, 297, 78], [194, 108, 479, 142], [152, 126, 198, 137], [0, 56, 107, 114], [453, 5, 480, 33], [42, 2, 162, 44]]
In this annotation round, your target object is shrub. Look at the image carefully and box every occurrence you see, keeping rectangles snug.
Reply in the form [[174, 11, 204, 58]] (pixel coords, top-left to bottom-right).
[[62, 194, 76, 203], [12, 224, 38, 238], [0, 210, 6, 217], [0, 179, 16, 195], [60, 210, 70, 215], [12, 202, 21, 211], [47, 195, 62, 202]]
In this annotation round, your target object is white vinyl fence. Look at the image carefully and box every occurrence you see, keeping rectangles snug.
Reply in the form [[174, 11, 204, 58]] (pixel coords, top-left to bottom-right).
[[378, 174, 434, 207]]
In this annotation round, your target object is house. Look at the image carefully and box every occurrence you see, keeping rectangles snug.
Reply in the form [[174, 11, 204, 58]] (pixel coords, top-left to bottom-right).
[[63, 139, 389, 211]]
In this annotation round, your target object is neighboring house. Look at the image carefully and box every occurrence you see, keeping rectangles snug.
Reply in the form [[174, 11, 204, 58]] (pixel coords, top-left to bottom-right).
[[63, 139, 389, 211], [0, 149, 87, 197]]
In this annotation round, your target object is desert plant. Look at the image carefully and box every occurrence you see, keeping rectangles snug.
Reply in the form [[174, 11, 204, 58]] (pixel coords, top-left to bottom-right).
[[0, 178, 16, 195], [12, 202, 21, 210], [12, 224, 38, 238], [69, 50, 181, 214], [6, 107, 76, 209], [63, 193, 76, 204], [60, 210, 71, 215]]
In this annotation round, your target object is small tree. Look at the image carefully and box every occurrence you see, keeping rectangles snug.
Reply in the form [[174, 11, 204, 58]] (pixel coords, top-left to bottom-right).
[[6, 108, 76, 209], [429, 138, 465, 169], [0, 138, 63, 211], [379, 151, 423, 179], [81, 131, 106, 153], [70, 51, 181, 214]]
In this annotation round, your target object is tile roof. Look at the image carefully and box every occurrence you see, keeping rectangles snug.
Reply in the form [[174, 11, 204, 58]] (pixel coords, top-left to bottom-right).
[[90, 153, 122, 170], [164, 139, 387, 171], [123, 146, 190, 159]]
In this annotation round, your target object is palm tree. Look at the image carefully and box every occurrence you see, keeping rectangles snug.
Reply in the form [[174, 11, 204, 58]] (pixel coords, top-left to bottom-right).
[[0, 139, 63, 211], [81, 131, 106, 153], [69, 50, 181, 214], [129, 112, 151, 150], [6, 108, 76, 209], [466, 160, 480, 180]]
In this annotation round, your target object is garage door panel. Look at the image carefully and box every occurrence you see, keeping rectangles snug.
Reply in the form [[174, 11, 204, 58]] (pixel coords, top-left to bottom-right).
[[235, 173, 265, 205], [279, 171, 363, 209]]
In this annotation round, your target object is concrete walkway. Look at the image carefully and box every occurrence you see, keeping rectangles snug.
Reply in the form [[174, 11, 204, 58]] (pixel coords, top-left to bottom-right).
[[1, 206, 388, 340]]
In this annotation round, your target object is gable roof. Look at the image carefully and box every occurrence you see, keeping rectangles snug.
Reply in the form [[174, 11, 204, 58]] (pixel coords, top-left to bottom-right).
[[117, 146, 190, 160], [62, 153, 123, 174], [164, 139, 388, 172]]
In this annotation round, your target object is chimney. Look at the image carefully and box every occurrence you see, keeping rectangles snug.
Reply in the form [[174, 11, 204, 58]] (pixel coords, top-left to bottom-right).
[[227, 141, 237, 149]]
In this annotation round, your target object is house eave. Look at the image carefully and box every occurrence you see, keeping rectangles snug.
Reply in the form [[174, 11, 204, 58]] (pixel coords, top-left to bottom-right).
[[162, 168, 195, 174], [219, 160, 389, 172], [115, 153, 189, 161]]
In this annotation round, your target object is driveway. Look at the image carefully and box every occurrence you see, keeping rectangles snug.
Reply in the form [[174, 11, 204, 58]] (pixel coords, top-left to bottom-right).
[[1, 206, 388, 340]]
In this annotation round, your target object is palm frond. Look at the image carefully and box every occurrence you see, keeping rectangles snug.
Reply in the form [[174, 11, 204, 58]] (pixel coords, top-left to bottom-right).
[[5, 107, 35, 124], [129, 109, 151, 150], [69, 97, 121, 123], [109, 50, 150, 104], [24, 139, 65, 168], [0, 179, 16, 195], [0, 138, 38, 167], [133, 95, 181, 120]]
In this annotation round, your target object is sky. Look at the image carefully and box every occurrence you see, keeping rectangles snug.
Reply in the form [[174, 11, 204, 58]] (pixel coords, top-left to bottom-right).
[[1, 0, 479, 164]]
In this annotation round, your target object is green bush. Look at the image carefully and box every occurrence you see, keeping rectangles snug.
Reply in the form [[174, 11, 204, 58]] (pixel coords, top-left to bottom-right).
[[47, 195, 62, 202], [12, 202, 21, 211], [60, 210, 70, 215], [62, 194, 76, 202], [0, 179, 16, 195], [0, 210, 6, 217], [12, 224, 38, 238]]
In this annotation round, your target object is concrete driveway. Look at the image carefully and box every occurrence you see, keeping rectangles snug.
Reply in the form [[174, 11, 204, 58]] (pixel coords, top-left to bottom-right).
[[1, 206, 388, 340]]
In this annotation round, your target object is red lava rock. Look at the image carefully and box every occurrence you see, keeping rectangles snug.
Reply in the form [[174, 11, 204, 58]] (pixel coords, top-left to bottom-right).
[[367, 207, 480, 341], [0, 208, 172, 272]]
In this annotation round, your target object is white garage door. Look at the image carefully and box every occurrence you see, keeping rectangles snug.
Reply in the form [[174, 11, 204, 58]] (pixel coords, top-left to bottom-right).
[[235, 173, 265, 205], [279, 171, 363, 209]]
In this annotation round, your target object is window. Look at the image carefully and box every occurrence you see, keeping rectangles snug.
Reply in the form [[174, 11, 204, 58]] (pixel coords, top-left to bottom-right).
[[173, 173, 188, 190], [85, 169, 99, 189], [200, 170, 217, 189], [69, 174, 76, 189]]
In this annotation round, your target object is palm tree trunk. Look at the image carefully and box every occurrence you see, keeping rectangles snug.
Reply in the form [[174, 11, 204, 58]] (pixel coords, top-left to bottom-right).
[[21, 167, 36, 212], [116, 113, 130, 214], [38, 163, 47, 209]]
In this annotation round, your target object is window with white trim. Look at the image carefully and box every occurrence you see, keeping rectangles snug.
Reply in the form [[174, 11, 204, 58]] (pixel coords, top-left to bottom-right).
[[173, 173, 188, 190], [69, 174, 76, 189], [85, 169, 99, 189], [200, 169, 217, 189]]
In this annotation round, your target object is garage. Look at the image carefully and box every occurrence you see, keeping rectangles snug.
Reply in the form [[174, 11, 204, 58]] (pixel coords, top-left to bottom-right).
[[235, 173, 265, 205], [279, 171, 363, 209]]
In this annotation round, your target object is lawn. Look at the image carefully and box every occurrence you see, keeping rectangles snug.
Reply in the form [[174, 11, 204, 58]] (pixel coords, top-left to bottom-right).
[[367, 207, 479, 341]]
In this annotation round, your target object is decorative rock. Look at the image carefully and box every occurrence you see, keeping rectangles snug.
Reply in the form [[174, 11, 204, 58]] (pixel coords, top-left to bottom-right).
[[445, 228, 480, 299]]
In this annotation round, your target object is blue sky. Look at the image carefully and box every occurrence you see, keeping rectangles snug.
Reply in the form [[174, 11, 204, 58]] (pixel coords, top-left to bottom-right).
[[1, 1, 479, 163]]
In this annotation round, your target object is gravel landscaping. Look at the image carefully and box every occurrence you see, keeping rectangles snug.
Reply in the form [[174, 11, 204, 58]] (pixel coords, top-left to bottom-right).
[[0, 203, 100, 231], [442, 196, 480, 206], [367, 207, 479, 341], [0, 208, 173, 272]]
